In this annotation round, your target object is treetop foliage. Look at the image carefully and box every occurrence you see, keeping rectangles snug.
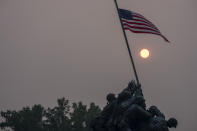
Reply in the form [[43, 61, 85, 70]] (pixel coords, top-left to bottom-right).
[[0, 98, 101, 131]]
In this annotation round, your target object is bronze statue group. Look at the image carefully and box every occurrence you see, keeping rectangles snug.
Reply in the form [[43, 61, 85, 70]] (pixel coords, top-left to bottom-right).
[[90, 81, 178, 131]]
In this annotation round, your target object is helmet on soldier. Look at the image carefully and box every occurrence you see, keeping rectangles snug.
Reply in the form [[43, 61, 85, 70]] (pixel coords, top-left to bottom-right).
[[106, 93, 116, 103], [167, 118, 178, 128]]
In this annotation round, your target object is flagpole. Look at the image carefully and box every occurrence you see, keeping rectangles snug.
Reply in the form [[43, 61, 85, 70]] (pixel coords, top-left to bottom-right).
[[114, 0, 140, 85]]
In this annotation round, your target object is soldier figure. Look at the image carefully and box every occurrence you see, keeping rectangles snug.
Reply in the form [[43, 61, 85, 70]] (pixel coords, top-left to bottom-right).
[[90, 93, 117, 131]]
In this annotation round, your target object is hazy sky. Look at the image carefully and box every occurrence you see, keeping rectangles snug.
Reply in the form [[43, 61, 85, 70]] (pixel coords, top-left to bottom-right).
[[0, 0, 197, 130]]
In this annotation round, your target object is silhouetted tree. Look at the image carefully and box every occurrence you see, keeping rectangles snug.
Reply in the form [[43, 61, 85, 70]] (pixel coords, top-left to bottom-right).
[[0, 105, 45, 131], [70, 102, 87, 131], [70, 102, 101, 131], [44, 98, 71, 131], [0, 98, 101, 131], [85, 103, 101, 131]]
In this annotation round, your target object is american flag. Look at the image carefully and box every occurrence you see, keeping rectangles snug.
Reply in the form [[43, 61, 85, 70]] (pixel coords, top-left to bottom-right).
[[118, 8, 169, 42]]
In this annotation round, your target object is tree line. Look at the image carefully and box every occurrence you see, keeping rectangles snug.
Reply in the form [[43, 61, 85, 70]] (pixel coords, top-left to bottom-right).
[[0, 98, 101, 131]]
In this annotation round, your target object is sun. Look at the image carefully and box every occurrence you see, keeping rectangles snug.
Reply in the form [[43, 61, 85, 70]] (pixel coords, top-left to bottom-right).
[[140, 49, 150, 59]]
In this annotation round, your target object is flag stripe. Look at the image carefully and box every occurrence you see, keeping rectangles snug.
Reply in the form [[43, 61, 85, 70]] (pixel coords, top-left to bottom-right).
[[125, 28, 160, 35], [132, 16, 159, 30], [122, 23, 160, 34], [122, 18, 157, 29], [124, 25, 169, 42], [122, 20, 160, 32], [123, 22, 161, 35], [121, 19, 158, 30], [124, 25, 162, 35], [132, 12, 146, 19], [132, 12, 159, 28]]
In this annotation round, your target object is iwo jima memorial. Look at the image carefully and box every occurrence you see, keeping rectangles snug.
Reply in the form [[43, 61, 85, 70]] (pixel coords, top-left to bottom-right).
[[90, 80, 178, 131], [90, 0, 178, 131]]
